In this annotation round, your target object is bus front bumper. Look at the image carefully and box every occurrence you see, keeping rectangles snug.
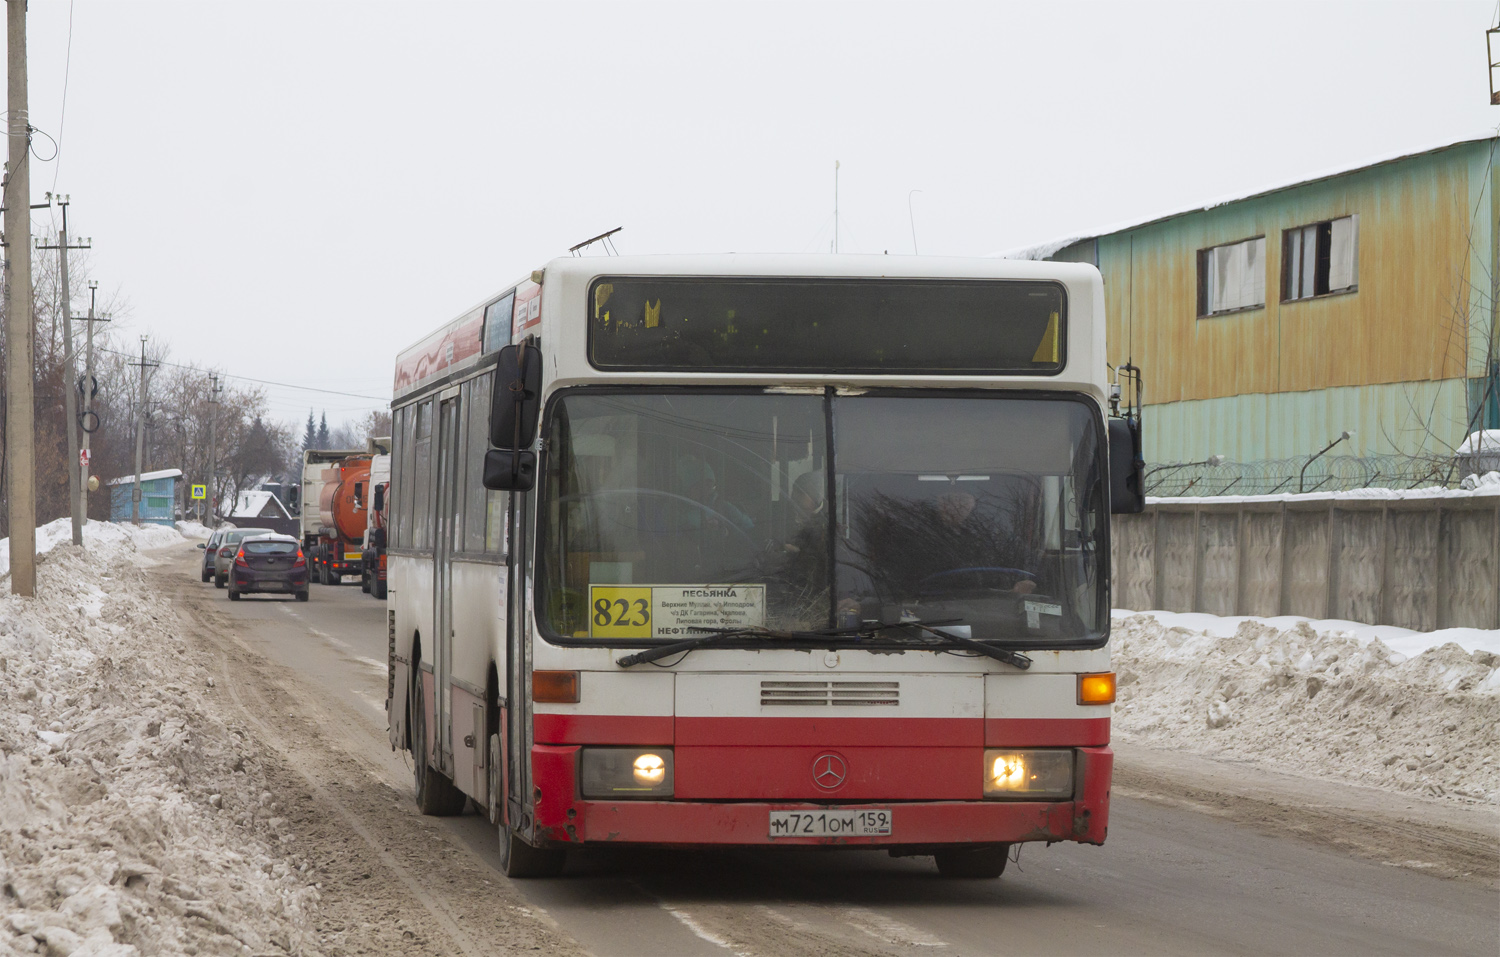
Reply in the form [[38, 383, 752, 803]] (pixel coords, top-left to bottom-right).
[[531, 745, 1111, 849]]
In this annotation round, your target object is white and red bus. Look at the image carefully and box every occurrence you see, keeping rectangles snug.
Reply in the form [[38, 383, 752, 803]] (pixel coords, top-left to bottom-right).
[[385, 255, 1142, 878]]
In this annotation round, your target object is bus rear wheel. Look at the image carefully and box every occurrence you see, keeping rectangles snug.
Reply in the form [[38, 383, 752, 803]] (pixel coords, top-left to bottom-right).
[[934, 844, 1010, 879], [498, 826, 565, 879], [411, 676, 466, 816]]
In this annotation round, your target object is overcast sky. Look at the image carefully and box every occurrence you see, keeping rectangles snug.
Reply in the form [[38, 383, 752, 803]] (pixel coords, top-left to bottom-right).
[[6, 0, 1499, 431]]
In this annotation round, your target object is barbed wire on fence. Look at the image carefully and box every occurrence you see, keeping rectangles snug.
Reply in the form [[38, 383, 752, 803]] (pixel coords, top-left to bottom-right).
[[1143, 453, 1481, 497]]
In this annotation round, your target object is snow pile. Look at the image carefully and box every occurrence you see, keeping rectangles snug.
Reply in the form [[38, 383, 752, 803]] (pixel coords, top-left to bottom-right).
[[0, 541, 321, 954], [1454, 429, 1500, 454], [1113, 610, 1500, 804], [0, 519, 185, 580], [1458, 470, 1500, 491], [174, 521, 214, 540]]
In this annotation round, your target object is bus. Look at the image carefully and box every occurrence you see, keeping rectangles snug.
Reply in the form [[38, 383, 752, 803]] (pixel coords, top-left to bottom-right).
[[385, 255, 1143, 879]]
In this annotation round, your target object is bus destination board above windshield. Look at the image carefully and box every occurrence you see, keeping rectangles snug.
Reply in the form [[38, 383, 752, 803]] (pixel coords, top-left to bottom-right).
[[588, 277, 1065, 374]]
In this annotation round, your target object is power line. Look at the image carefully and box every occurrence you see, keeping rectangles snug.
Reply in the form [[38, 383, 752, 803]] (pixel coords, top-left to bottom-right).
[[96, 347, 388, 401], [50, 0, 74, 194]]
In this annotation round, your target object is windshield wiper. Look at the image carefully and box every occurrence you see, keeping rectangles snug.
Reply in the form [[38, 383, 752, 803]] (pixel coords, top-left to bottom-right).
[[615, 619, 1031, 669], [615, 625, 863, 668], [875, 619, 1033, 669]]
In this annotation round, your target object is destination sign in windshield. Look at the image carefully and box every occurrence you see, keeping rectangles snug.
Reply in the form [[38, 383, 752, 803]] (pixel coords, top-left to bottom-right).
[[588, 277, 1065, 374]]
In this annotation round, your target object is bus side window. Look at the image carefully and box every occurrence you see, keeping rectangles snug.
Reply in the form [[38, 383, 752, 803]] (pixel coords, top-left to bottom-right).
[[464, 375, 493, 552], [413, 401, 434, 551], [390, 406, 408, 548]]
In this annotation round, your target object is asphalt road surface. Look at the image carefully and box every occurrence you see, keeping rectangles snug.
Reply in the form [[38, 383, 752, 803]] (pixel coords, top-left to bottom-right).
[[162, 546, 1499, 957]]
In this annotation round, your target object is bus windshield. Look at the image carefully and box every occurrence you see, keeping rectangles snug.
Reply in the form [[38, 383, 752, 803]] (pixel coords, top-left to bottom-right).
[[537, 391, 1106, 646]]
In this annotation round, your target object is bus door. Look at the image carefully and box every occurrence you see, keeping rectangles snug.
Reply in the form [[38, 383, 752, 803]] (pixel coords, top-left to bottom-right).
[[433, 396, 461, 774]]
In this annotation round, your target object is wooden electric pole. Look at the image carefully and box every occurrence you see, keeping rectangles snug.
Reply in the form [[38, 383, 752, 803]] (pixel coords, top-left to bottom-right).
[[4, 0, 35, 595], [79, 280, 106, 520], [129, 336, 157, 525], [36, 196, 92, 546]]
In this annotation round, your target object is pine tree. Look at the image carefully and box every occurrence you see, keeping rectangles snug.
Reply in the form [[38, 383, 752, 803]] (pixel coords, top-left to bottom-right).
[[302, 410, 316, 451], [317, 411, 330, 448]]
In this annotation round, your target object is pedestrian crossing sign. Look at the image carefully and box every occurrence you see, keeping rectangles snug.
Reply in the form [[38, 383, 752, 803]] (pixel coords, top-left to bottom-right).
[[191, 484, 207, 500]]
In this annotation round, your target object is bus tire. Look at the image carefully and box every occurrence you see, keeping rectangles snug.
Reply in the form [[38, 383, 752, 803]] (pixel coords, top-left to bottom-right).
[[411, 675, 466, 816], [499, 826, 565, 879], [934, 845, 1009, 879]]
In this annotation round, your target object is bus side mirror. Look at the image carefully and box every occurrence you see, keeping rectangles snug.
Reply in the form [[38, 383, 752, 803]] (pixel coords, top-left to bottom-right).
[[483, 449, 536, 491], [373, 484, 385, 512], [1108, 418, 1145, 514], [490, 343, 542, 450]]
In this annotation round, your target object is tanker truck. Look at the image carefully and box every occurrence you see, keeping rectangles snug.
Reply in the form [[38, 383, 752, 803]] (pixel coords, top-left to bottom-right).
[[360, 440, 391, 599], [301, 448, 369, 586]]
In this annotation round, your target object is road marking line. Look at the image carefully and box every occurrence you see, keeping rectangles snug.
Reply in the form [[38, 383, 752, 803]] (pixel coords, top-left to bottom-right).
[[838, 905, 947, 947], [662, 907, 751, 957]]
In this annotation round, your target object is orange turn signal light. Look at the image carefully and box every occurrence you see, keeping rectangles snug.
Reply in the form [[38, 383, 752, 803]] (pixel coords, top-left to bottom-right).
[[532, 670, 580, 704], [1078, 672, 1116, 705]]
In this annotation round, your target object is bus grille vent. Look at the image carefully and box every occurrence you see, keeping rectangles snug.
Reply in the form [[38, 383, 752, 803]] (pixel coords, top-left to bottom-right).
[[759, 680, 899, 707]]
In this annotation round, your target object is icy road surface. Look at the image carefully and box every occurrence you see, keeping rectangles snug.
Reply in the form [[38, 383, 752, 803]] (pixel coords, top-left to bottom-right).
[[124, 542, 1495, 957]]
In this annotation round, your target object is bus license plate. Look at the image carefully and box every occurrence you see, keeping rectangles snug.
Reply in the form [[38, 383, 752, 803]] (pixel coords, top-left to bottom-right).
[[769, 809, 892, 838]]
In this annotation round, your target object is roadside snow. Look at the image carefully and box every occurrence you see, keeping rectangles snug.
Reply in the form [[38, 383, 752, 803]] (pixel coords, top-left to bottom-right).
[[0, 519, 183, 580], [174, 521, 214, 540], [0, 535, 321, 954], [1112, 609, 1500, 804]]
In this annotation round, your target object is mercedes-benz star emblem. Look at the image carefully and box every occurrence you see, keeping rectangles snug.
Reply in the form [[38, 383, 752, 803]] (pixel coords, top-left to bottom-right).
[[812, 752, 847, 790]]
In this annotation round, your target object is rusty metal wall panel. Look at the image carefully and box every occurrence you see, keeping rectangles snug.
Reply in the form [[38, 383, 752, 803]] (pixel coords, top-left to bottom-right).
[[1139, 379, 1468, 465], [1112, 514, 1155, 611], [1383, 510, 1438, 631], [1157, 512, 1196, 611], [1238, 511, 1283, 617], [1100, 143, 1484, 407], [1281, 512, 1330, 618], [1439, 509, 1497, 628], [1195, 513, 1238, 615], [1332, 510, 1382, 623]]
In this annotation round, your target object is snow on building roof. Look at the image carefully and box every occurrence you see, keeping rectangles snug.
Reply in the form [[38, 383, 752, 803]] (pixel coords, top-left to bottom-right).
[[105, 468, 184, 486], [229, 489, 291, 519], [996, 131, 1499, 261]]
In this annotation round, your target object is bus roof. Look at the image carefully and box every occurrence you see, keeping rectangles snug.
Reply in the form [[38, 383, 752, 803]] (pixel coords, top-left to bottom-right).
[[392, 255, 1107, 401]]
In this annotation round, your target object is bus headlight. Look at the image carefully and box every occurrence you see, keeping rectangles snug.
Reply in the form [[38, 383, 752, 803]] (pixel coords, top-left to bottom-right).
[[580, 748, 674, 799], [982, 749, 1073, 799]]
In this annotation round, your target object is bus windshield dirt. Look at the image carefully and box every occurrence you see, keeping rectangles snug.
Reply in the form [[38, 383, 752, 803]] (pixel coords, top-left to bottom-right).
[[536, 390, 1107, 646]]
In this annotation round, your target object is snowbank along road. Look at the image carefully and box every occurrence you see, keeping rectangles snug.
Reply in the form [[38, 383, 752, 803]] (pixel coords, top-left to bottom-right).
[[2, 528, 1497, 956]]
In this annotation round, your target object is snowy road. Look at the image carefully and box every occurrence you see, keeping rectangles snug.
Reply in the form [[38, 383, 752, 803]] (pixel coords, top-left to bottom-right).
[[158, 545, 1499, 957]]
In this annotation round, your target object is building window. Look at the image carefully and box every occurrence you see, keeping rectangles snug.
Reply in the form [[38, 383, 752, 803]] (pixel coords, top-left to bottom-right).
[[1197, 236, 1266, 317], [1282, 215, 1357, 301]]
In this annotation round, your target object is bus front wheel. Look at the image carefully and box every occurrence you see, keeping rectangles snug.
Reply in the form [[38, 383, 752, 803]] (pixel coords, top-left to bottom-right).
[[498, 826, 565, 879], [934, 844, 1009, 879]]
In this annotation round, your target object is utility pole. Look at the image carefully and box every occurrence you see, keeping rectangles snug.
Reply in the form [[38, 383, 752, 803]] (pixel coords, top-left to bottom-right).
[[207, 372, 221, 524], [4, 0, 35, 595], [79, 280, 106, 520], [35, 196, 92, 546], [129, 336, 157, 525]]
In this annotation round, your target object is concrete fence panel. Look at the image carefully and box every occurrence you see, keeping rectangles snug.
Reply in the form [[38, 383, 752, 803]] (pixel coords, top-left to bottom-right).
[[1238, 511, 1283, 617], [1283, 511, 1331, 619], [1112, 495, 1500, 629]]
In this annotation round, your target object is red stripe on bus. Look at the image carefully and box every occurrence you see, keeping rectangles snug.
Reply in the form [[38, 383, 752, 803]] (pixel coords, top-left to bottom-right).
[[531, 715, 1110, 748], [533, 713, 673, 745], [985, 718, 1111, 746]]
